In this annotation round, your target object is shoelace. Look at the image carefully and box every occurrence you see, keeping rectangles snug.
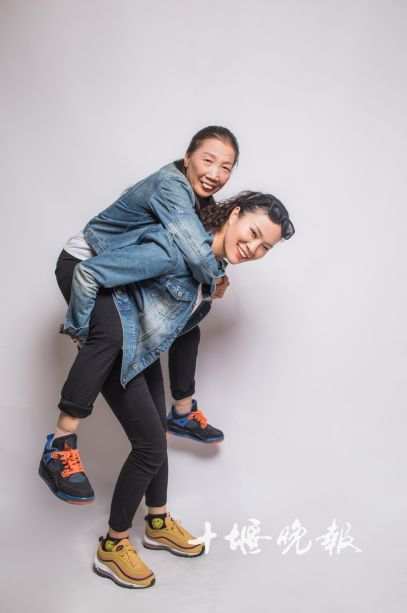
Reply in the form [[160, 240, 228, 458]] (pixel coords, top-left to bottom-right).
[[166, 516, 188, 536], [116, 540, 144, 567], [51, 447, 85, 478], [187, 409, 208, 429]]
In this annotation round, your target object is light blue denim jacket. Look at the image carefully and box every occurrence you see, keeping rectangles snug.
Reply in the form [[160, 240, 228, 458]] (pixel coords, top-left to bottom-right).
[[83, 161, 223, 287], [63, 162, 225, 388]]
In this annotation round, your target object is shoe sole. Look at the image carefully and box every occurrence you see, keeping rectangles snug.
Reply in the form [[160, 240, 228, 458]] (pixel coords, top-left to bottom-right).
[[93, 556, 155, 589], [166, 427, 224, 444], [38, 462, 95, 505], [142, 534, 205, 558]]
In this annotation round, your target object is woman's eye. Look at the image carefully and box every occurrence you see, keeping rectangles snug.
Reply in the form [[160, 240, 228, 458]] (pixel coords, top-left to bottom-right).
[[250, 228, 257, 238]]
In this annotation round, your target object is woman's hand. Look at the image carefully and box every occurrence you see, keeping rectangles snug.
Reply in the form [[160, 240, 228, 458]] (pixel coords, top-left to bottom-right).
[[72, 337, 83, 350], [212, 275, 230, 299]]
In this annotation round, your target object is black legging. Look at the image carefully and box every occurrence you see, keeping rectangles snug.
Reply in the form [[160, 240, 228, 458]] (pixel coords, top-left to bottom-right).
[[55, 250, 199, 531]]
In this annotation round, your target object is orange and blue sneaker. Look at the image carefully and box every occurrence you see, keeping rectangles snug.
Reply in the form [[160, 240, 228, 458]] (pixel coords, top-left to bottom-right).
[[38, 433, 94, 504], [166, 399, 224, 443], [94, 536, 155, 589], [143, 512, 205, 557]]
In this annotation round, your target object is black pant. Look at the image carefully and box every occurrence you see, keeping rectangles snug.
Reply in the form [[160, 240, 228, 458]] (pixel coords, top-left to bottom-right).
[[56, 250, 201, 418], [55, 250, 199, 531]]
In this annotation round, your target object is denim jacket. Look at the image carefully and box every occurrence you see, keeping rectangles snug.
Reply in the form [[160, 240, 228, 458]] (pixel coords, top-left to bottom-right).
[[63, 162, 225, 387], [83, 161, 223, 289]]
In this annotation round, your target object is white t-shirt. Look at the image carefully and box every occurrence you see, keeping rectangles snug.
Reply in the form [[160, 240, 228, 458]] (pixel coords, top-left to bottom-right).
[[64, 231, 204, 314], [64, 230, 94, 260]]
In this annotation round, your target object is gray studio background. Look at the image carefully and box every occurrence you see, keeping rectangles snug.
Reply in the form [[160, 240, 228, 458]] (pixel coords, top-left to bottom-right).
[[1, 1, 406, 612]]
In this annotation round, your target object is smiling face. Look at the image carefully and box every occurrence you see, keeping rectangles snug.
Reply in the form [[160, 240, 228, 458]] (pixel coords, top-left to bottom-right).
[[212, 207, 283, 264], [184, 137, 236, 198]]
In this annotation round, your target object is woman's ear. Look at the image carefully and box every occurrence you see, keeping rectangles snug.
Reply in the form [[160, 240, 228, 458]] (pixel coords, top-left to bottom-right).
[[228, 206, 241, 225], [183, 154, 189, 170]]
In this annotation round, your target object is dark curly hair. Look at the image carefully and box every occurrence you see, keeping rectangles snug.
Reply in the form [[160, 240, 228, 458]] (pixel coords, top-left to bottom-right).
[[186, 126, 240, 167], [200, 191, 295, 240]]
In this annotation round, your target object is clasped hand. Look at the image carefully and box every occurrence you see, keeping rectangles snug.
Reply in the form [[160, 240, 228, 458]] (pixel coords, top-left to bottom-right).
[[212, 275, 230, 299]]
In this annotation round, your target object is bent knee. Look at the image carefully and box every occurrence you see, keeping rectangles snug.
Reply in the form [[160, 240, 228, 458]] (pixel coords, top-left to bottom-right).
[[130, 432, 167, 469]]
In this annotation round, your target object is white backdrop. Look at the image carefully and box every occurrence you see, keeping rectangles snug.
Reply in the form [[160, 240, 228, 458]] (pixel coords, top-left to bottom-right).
[[1, 1, 406, 612]]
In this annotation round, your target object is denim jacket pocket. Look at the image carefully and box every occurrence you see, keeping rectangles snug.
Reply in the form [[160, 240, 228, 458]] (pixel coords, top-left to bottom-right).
[[164, 279, 194, 302], [142, 279, 193, 322]]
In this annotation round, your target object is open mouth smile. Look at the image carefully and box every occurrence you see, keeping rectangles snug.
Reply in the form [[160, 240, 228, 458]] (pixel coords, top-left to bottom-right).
[[237, 243, 250, 260], [200, 179, 217, 192]]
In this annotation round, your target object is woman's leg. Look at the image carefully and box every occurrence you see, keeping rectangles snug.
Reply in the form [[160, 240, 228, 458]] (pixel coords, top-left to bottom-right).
[[39, 251, 123, 504], [56, 252, 123, 419], [167, 325, 224, 443], [143, 359, 169, 512], [100, 356, 204, 549], [58, 289, 123, 418], [168, 325, 201, 411], [54, 249, 123, 420], [94, 355, 203, 589], [101, 358, 168, 534]]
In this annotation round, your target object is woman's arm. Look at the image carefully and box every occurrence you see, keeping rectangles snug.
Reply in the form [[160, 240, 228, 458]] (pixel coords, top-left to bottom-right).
[[63, 228, 178, 340], [149, 175, 224, 290]]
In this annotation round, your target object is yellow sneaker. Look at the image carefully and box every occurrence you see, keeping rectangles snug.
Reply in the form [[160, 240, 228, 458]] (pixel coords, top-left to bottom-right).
[[143, 513, 205, 558], [93, 537, 155, 589]]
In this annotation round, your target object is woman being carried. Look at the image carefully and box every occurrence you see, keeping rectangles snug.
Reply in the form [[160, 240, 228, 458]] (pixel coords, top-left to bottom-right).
[[39, 126, 238, 507]]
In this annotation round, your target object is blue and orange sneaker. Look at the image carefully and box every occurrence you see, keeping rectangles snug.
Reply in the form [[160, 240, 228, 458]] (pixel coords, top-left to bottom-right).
[[166, 399, 224, 443], [38, 433, 94, 504]]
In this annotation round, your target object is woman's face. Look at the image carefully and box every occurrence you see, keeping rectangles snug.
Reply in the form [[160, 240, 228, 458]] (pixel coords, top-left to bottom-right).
[[221, 208, 283, 264], [184, 137, 236, 198]]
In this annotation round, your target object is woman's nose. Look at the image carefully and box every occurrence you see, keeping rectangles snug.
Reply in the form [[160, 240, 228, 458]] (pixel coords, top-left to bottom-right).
[[245, 242, 256, 258], [250, 239, 263, 257], [206, 165, 220, 181]]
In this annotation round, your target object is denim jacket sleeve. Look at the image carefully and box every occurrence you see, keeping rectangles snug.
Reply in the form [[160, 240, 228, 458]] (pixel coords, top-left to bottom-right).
[[63, 229, 178, 340], [149, 175, 224, 290]]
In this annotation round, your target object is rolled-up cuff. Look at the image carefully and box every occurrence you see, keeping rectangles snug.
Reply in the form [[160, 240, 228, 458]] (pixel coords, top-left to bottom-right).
[[58, 398, 93, 419], [61, 324, 89, 343], [144, 495, 167, 508]]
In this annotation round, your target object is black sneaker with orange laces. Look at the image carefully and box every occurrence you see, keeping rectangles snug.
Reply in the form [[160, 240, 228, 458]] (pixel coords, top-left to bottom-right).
[[166, 399, 224, 443], [38, 433, 95, 504]]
